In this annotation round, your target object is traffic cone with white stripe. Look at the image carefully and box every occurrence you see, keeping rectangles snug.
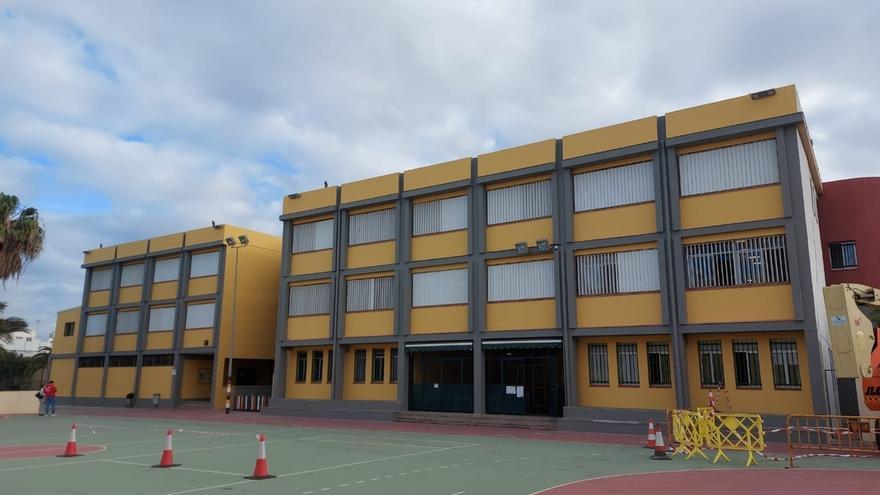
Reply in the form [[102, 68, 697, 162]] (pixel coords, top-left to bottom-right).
[[58, 423, 82, 457], [651, 428, 671, 460], [152, 429, 180, 468], [244, 433, 275, 480], [644, 419, 656, 449]]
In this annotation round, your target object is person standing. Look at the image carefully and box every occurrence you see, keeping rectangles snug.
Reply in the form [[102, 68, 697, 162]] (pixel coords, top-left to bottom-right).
[[36, 383, 45, 416], [43, 380, 57, 416]]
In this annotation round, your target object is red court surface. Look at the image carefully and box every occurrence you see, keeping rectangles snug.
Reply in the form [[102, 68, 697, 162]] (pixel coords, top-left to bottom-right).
[[533, 468, 876, 495], [0, 444, 104, 459]]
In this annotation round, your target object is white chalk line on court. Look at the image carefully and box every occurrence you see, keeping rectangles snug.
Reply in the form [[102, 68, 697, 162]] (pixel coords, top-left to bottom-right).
[[101, 459, 247, 477], [301, 437, 471, 450]]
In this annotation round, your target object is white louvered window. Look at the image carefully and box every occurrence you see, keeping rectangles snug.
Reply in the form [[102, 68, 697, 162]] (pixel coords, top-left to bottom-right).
[[412, 269, 468, 307], [349, 209, 397, 245], [120, 263, 144, 287], [289, 283, 332, 316], [185, 303, 215, 329], [576, 249, 660, 296], [347, 277, 394, 312], [574, 162, 654, 211], [488, 260, 555, 302], [293, 219, 335, 253], [148, 306, 176, 332], [85, 313, 108, 336], [412, 196, 468, 236], [487, 180, 552, 225], [684, 234, 789, 289], [90, 268, 112, 291], [679, 139, 779, 196], [190, 251, 219, 278], [115, 310, 140, 334], [153, 258, 180, 283]]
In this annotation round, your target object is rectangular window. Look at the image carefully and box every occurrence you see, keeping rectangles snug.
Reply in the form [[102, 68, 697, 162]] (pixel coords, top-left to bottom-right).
[[574, 161, 654, 211], [829, 241, 858, 269], [372, 349, 385, 383], [588, 344, 609, 385], [293, 218, 335, 253], [733, 341, 761, 388], [311, 351, 324, 383], [576, 249, 660, 296], [616, 343, 640, 386], [190, 251, 219, 278], [684, 234, 789, 289], [63, 322, 75, 337], [185, 303, 215, 329], [85, 313, 108, 336], [349, 209, 397, 245], [327, 350, 333, 383], [148, 306, 176, 332], [698, 341, 725, 387], [90, 268, 112, 292], [109, 355, 137, 367], [679, 139, 779, 196], [390, 348, 398, 383], [412, 268, 468, 307], [412, 195, 467, 236], [295, 351, 308, 383], [488, 260, 555, 302], [115, 310, 140, 334], [153, 258, 180, 283], [78, 356, 105, 368], [487, 180, 552, 225], [770, 339, 802, 389], [120, 263, 144, 287], [142, 354, 174, 366], [289, 283, 332, 316], [647, 342, 671, 386], [346, 277, 394, 312], [354, 349, 367, 383]]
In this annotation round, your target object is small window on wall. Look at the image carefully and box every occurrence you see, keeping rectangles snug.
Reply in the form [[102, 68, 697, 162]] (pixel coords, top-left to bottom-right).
[[488, 260, 555, 302], [412, 269, 468, 307], [142, 354, 174, 366], [190, 251, 220, 278], [90, 268, 112, 292], [289, 283, 332, 316], [78, 356, 105, 368], [616, 343, 640, 386], [487, 180, 552, 225], [153, 258, 180, 283], [733, 341, 761, 388], [185, 303, 215, 329], [390, 348, 399, 383], [770, 339, 801, 389], [372, 349, 385, 383], [587, 344, 609, 386], [327, 350, 334, 383], [148, 306, 176, 332], [354, 349, 367, 383], [576, 249, 660, 296], [85, 313, 108, 336], [829, 241, 857, 269], [115, 310, 140, 334], [346, 277, 394, 312], [293, 218, 335, 253], [109, 355, 137, 367], [349, 209, 397, 246], [295, 352, 308, 383], [311, 351, 324, 383], [679, 139, 779, 196], [698, 341, 724, 387], [412, 195, 467, 236], [120, 263, 144, 287], [63, 322, 75, 337], [574, 161, 654, 212], [647, 342, 671, 387]]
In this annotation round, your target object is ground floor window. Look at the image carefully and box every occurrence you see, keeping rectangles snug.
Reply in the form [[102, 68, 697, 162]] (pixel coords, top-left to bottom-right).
[[733, 341, 761, 388], [295, 351, 307, 383], [615, 343, 639, 386], [698, 341, 724, 387], [770, 339, 801, 389], [354, 349, 367, 383], [647, 342, 671, 386], [587, 344, 609, 386], [390, 348, 398, 383], [311, 351, 323, 383], [372, 349, 385, 383]]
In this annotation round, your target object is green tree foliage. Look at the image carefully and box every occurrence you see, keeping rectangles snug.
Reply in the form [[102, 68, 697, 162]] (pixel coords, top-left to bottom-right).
[[0, 193, 45, 283]]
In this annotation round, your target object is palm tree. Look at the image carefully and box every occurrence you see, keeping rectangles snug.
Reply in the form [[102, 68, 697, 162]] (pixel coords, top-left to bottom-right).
[[0, 193, 45, 283], [0, 301, 28, 346], [26, 345, 52, 385]]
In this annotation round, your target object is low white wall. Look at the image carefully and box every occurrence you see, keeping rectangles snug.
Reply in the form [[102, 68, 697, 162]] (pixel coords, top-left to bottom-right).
[[0, 390, 41, 414]]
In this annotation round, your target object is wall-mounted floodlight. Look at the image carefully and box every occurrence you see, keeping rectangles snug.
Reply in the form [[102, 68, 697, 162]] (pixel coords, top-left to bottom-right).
[[515, 242, 530, 256], [225, 237, 236, 247], [536, 239, 551, 253], [238, 235, 250, 246], [750, 88, 776, 100], [287, 193, 301, 199]]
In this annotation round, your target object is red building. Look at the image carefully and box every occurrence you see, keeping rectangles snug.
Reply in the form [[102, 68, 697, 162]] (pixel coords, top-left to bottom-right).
[[818, 177, 880, 287]]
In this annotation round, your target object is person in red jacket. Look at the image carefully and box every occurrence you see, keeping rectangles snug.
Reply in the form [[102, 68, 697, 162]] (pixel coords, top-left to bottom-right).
[[43, 380, 57, 416]]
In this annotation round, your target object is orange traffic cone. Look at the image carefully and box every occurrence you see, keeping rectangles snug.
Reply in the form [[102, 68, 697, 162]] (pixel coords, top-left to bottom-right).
[[152, 429, 181, 468], [651, 429, 671, 460], [58, 423, 82, 457], [244, 434, 275, 480], [644, 419, 656, 449]]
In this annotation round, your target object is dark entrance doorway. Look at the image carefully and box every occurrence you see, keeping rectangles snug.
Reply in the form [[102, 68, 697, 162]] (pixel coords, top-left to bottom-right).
[[408, 350, 473, 413], [485, 346, 563, 417]]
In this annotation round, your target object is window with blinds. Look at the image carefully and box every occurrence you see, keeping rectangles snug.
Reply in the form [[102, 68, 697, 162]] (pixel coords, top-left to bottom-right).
[[487, 180, 552, 225], [698, 341, 724, 387], [85, 313, 108, 336], [684, 235, 789, 289], [679, 139, 779, 196], [289, 283, 332, 316], [412, 195, 467, 236], [488, 260, 555, 302], [647, 342, 671, 386], [829, 241, 858, 269], [770, 339, 801, 389], [190, 251, 219, 278], [346, 276, 394, 312], [120, 263, 144, 287], [616, 343, 640, 386], [412, 269, 468, 307], [185, 303, 215, 329], [588, 344, 609, 385], [148, 306, 176, 332], [153, 258, 180, 283], [115, 310, 140, 334], [574, 162, 654, 212], [733, 341, 761, 388], [293, 219, 335, 253], [576, 249, 660, 296], [349, 209, 397, 245], [90, 268, 112, 291]]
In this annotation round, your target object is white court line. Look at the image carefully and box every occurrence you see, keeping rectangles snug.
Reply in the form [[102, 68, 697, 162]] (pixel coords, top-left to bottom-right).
[[101, 459, 246, 477], [326, 434, 472, 445], [302, 438, 460, 449], [451, 491, 466, 495]]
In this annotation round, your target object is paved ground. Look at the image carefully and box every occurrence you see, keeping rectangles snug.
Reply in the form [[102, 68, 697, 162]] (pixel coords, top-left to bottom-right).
[[0, 407, 876, 495]]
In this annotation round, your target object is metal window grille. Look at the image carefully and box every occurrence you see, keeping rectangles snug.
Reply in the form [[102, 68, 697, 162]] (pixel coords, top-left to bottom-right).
[[412, 195, 467, 235], [153, 258, 180, 283], [292, 219, 335, 253], [349, 209, 397, 245], [295, 351, 308, 382], [190, 251, 219, 278], [684, 234, 788, 289], [412, 269, 468, 307], [142, 354, 174, 366], [679, 139, 779, 196], [647, 342, 671, 386], [311, 351, 324, 383], [770, 339, 801, 389], [90, 268, 112, 291], [328, 350, 333, 383], [486, 180, 552, 225], [698, 341, 724, 387], [185, 303, 215, 329], [346, 277, 394, 312], [120, 263, 144, 287], [616, 343, 640, 386], [733, 341, 761, 388], [85, 313, 108, 336], [588, 344, 609, 385], [488, 260, 555, 302], [372, 349, 385, 382], [290, 283, 332, 316], [78, 356, 106, 368], [354, 349, 367, 383], [390, 348, 398, 383], [576, 249, 660, 296], [829, 241, 858, 269], [574, 161, 654, 211], [115, 310, 140, 334], [109, 355, 137, 367], [63, 322, 75, 337]]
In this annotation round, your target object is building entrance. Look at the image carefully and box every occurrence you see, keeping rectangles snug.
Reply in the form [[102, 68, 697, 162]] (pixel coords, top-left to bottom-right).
[[485, 346, 563, 417], [408, 350, 474, 413]]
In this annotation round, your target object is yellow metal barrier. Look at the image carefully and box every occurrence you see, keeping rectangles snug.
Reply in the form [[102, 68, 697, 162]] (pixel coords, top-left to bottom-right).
[[668, 409, 765, 467], [669, 409, 708, 460]]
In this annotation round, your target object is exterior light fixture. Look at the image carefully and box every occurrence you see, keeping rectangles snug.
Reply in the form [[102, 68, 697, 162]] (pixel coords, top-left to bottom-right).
[[225, 237, 236, 247], [238, 235, 250, 246], [750, 89, 776, 100], [536, 239, 551, 253], [515, 242, 529, 256], [287, 193, 301, 199]]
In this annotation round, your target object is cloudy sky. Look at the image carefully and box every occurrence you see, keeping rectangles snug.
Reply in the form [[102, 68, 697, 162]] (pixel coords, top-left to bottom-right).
[[1, 1, 878, 341]]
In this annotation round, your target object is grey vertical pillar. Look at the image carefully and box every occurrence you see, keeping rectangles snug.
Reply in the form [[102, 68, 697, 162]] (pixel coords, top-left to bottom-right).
[[396, 343, 409, 407], [331, 344, 346, 400], [272, 225, 292, 399], [132, 252, 155, 403], [71, 267, 93, 403], [170, 249, 191, 407], [472, 336, 484, 414]]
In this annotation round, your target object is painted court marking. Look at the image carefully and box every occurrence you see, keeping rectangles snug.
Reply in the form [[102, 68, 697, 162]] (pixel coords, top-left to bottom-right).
[[0, 444, 105, 459]]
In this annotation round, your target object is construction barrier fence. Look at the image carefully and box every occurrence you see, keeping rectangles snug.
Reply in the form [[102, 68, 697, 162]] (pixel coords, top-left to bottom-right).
[[785, 414, 880, 468], [668, 408, 765, 467]]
